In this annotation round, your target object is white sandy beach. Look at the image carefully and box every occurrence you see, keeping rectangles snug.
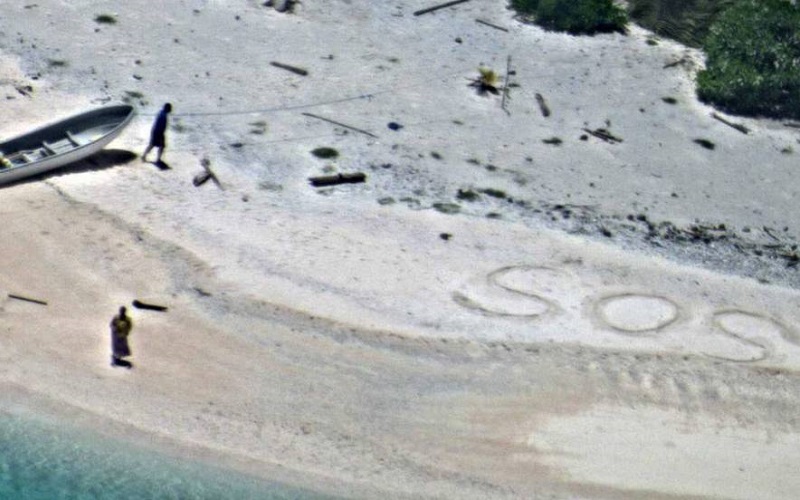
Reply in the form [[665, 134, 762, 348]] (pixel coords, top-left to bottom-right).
[[1, 1, 800, 498]]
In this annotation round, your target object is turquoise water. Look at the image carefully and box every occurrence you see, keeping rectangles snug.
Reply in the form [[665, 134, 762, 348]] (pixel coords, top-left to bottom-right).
[[0, 411, 331, 500]]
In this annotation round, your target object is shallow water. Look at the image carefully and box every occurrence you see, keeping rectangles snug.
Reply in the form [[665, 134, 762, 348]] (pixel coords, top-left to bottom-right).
[[0, 410, 331, 500]]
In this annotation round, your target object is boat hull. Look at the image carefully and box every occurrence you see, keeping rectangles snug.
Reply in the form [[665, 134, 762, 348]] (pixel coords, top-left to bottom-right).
[[0, 105, 135, 186]]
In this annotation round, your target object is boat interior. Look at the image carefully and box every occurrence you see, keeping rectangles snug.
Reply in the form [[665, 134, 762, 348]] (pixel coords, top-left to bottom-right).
[[0, 129, 96, 168]]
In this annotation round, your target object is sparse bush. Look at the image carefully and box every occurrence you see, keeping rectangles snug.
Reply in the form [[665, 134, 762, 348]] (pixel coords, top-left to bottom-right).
[[469, 67, 502, 95], [311, 147, 339, 159], [510, 0, 627, 35], [94, 14, 117, 24], [696, 0, 800, 120]]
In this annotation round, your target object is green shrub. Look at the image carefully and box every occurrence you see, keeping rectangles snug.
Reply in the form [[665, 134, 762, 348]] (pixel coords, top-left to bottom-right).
[[311, 147, 339, 159], [697, 0, 800, 119], [511, 0, 628, 35], [94, 14, 117, 24], [626, 0, 737, 47]]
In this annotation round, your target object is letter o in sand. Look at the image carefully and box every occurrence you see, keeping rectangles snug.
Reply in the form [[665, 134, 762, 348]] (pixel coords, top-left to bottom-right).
[[596, 294, 679, 334]]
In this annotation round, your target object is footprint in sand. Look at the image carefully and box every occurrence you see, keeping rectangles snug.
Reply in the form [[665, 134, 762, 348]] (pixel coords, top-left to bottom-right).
[[595, 294, 679, 334]]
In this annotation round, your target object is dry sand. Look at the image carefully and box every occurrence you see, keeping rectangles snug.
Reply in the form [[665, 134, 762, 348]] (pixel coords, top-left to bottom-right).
[[1, 1, 800, 498]]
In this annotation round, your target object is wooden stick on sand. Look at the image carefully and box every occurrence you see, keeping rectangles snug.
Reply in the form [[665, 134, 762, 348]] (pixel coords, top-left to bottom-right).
[[414, 0, 472, 16]]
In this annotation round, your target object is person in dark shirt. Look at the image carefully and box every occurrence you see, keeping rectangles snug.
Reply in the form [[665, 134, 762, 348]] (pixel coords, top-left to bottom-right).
[[142, 102, 172, 163], [110, 306, 133, 369]]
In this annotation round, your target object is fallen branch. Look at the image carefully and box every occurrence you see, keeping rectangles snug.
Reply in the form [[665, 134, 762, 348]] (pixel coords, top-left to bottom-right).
[[132, 299, 168, 312], [501, 55, 512, 115], [475, 18, 508, 32], [763, 226, 782, 242], [582, 128, 623, 144], [8, 293, 47, 306], [712, 112, 749, 135], [302, 112, 379, 139], [309, 172, 367, 187], [535, 93, 551, 117], [414, 0, 472, 16], [784, 122, 800, 129], [269, 61, 309, 76], [194, 157, 223, 189]]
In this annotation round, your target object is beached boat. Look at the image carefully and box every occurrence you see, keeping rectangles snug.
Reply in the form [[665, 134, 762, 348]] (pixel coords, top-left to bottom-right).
[[0, 104, 135, 185]]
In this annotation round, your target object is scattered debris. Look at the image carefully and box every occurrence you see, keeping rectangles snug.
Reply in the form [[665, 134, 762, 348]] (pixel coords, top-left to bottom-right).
[[501, 55, 513, 114], [711, 112, 750, 135], [535, 93, 551, 117], [693, 138, 716, 150], [132, 299, 168, 312], [302, 112, 379, 139], [433, 202, 461, 214], [193, 157, 222, 189], [414, 0, 473, 16], [264, 0, 297, 13], [15, 85, 33, 98], [456, 188, 480, 201], [309, 172, 366, 187], [582, 128, 623, 144], [476, 19, 508, 32], [269, 61, 308, 76], [663, 55, 693, 69]]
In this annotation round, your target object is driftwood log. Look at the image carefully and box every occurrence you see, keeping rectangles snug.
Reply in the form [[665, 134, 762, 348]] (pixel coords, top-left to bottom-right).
[[414, 0, 472, 16], [8, 293, 47, 306], [712, 112, 749, 135], [535, 93, 551, 117], [193, 158, 223, 189], [132, 299, 168, 312], [270, 61, 309, 76], [309, 172, 366, 187], [475, 19, 508, 32], [582, 128, 623, 144]]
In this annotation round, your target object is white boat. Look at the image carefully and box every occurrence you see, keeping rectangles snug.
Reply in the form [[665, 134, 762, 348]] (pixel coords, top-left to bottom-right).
[[0, 104, 135, 185]]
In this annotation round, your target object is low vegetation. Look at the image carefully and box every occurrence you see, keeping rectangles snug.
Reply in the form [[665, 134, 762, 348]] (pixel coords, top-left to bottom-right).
[[311, 147, 339, 159], [94, 14, 117, 24], [469, 67, 501, 95], [510, 0, 628, 35], [627, 0, 736, 47], [696, 0, 800, 120]]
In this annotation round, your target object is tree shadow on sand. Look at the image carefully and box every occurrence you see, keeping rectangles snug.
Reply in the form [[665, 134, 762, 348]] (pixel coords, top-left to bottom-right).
[[2, 149, 138, 188]]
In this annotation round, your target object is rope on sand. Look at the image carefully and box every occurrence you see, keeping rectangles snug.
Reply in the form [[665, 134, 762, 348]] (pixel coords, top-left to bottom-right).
[[136, 68, 473, 119]]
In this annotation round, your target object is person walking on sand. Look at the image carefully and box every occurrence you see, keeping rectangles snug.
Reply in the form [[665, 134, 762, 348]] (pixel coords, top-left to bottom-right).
[[142, 102, 172, 163], [110, 306, 134, 369]]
